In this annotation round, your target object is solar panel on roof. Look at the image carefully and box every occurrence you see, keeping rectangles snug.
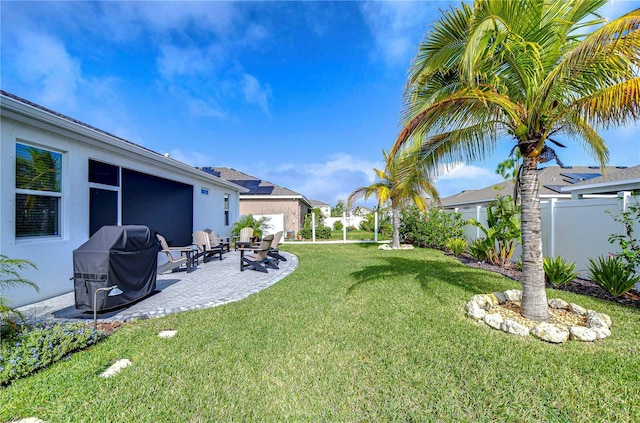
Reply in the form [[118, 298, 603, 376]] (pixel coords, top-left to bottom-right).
[[560, 172, 602, 184], [254, 186, 274, 194]]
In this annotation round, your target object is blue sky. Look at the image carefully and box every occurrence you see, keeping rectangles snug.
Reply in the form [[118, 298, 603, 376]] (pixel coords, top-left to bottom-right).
[[2, 1, 639, 208]]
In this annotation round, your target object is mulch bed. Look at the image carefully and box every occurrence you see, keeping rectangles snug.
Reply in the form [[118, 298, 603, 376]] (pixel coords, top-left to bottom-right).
[[457, 255, 640, 309]]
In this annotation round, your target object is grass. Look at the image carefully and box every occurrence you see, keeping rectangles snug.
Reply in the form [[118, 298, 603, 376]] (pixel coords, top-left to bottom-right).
[[329, 229, 390, 241], [2, 244, 639, 421]]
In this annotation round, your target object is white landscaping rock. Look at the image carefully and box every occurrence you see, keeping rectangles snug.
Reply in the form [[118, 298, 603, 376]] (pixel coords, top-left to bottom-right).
[[548, 298, 569, 309], [492, 291, 508, 304], [100, 359, 132, 378], [399, 244, 414, 250], [503, 289, 522, 302], [158, 330, 177, 339], [484, 313, 504, 330], [586, 313, 610, 330], [378, 244, 392, 250], [569, 303, 587, 316], [470, 294, 494, 311], [587, 311, 612, 328], [531, 323, 570, 343], [569, 326, 597, 342], [500, 319, 530, 336], [466, 300, 486, 320], [591, 326, 612, 340]]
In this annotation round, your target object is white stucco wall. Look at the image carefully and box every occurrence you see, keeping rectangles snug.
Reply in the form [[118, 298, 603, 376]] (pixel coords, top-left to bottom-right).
[[1, 112, 242, 307]]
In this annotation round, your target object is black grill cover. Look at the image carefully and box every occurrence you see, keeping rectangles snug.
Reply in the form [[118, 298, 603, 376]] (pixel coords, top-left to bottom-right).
[[73, 225, 159, 312]]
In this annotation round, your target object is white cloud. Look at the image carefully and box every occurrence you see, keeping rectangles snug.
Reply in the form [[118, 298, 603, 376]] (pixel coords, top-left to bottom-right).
[[436, 162, 498, 181], [11, 31, 82, 109], [241, 74, 272, 114], [233, 153, 384, 207], [157, 44, 223, 79], [359, 1, 448, 66], [166, 149, 216, 168], [433, 162, 503, 198]]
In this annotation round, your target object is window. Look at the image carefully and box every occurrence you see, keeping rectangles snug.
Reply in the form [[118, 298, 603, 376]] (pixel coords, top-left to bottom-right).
[[224, 194, 230, 226], [89, 160, 119, 186], [15, 143, 62, 238]]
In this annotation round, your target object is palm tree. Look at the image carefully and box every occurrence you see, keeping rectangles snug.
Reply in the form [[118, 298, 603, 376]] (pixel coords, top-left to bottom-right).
[[348, 150, 439, 249], [391, 0, 640, 321]]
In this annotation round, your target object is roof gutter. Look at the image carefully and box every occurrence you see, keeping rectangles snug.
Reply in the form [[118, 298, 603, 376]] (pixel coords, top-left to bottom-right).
[[1, 92, 248, 193]]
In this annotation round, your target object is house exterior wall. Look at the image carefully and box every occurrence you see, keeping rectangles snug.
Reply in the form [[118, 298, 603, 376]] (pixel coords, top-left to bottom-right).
[[240, 198, 309, 236], [1, 113, 242, 307]]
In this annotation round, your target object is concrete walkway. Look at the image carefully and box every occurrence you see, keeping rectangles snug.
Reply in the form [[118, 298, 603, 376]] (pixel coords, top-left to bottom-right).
[[16, 250, 298, 325]]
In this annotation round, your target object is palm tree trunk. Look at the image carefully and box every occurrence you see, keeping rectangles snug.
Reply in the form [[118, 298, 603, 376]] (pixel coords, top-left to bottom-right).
[[392, 205, 400, 249], [519, 156, 549, 321]]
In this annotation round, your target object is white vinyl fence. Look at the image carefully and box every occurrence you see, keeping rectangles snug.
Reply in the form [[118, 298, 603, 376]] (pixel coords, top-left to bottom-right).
[[254, 213, 285, 242], [454, 192, 640, 283]]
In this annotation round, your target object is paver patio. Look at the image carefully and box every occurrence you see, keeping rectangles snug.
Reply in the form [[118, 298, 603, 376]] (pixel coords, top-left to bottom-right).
[[15, 250, 298, 325]]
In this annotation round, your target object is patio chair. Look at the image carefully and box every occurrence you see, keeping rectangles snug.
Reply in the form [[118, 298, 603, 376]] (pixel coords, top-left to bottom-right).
[[268, 230, 287, 264], [156, 233, 193, 273], [240, 234, 278, 273], [193, 230, 223, 262], [235, 227, 255, 250], [205, 228, 230, 253]]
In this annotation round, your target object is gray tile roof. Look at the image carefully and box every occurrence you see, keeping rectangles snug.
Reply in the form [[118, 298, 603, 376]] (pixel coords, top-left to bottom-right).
[[200, 167, 307, 198], [442, 165, 627, 207], [570, 165, 640, 186], [309, 199, 330, 207]]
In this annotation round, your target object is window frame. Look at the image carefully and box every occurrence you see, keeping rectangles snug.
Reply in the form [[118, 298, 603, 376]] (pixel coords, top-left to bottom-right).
[[15, 142, 64, 240], [224, 193, 230, 226]]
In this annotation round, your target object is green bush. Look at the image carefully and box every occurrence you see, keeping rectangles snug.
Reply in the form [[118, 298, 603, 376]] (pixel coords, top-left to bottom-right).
[[588, 255, 640, 297], [1, 255, 38, 336], [445, 237, 468, 256], [469, 238, 493, 262], [299, 226, 331, 240], [467, 195, 520, 266], [1, 322, 104, 385], [543, 256, 578, 286], [399, 206, 464, 250], [333, 221, 344, 231]]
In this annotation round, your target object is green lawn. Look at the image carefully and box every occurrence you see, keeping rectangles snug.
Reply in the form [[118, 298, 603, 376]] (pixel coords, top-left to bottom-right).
[[329, 229, 390, 241], [2, 245, 639, 421]]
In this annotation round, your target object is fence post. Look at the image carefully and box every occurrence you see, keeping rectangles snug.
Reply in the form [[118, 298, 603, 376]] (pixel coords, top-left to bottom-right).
[[374, 211, 379, 242], [619, 191, 632, 212], [342, 212, 347, 243], [476, 205, 482, 240], [549, 198, 557, 258]]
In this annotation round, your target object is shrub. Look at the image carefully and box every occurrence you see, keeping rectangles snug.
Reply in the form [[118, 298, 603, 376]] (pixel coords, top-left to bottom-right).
[[467, 195, 520, 266], [333, 220, 344, 231], [1, 322, 104, 385], [543, 256, 578, 286], [399, 206, 464, 249], [588, 255, 640, 297], [298, 226, 331, 240], [316, 226, 332, 239], [445, 238, 468, 256], [606, 196, 640, 275], [231, 215, 273, 238], [1, 255, 38, 336], [299, 227, 312, 240], [469, 238, 493, 262]]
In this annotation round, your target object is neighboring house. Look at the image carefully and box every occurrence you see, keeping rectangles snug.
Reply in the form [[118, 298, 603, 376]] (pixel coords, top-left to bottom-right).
[[200, 167, 312, 238], [1, 91, 246, 307], [309, 199, 331, 218], [562, 165, 640, 199], [442, 165, 630, 210]]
